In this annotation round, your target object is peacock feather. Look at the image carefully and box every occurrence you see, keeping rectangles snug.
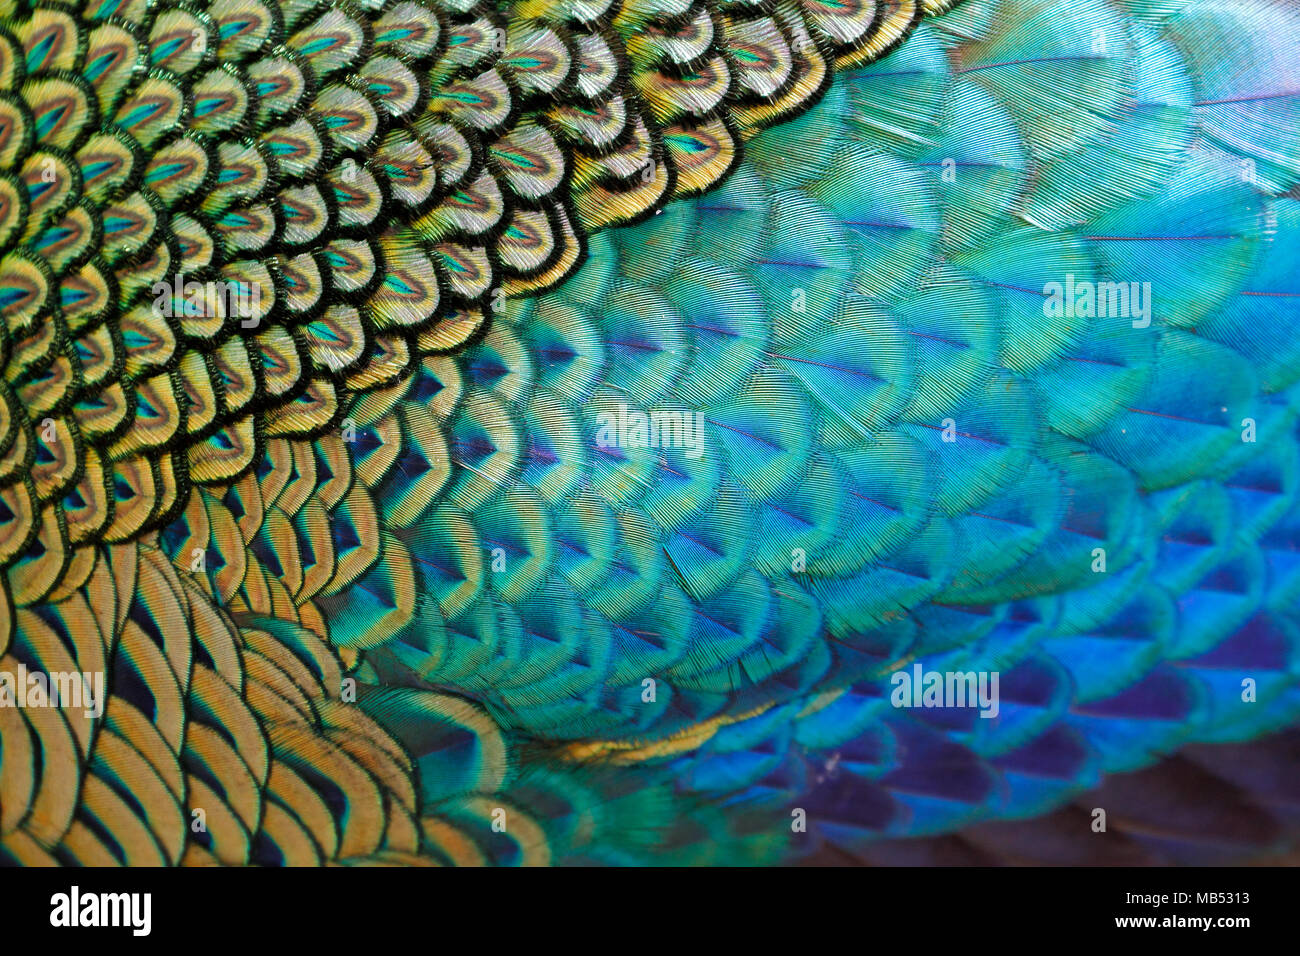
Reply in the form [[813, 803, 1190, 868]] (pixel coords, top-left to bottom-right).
[[0, 0, 1298, 867]]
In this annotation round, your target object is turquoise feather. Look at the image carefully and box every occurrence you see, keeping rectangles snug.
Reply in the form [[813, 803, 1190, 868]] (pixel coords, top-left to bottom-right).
[[358, 0, 1300, 861]]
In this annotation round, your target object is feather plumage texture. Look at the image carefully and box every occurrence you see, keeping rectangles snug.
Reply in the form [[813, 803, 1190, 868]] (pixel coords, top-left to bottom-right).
[[2, 0, 1299, 867]]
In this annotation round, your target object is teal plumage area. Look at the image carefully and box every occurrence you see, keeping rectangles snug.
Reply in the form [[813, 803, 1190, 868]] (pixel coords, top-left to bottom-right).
[[344, 0, 1300, 862]]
